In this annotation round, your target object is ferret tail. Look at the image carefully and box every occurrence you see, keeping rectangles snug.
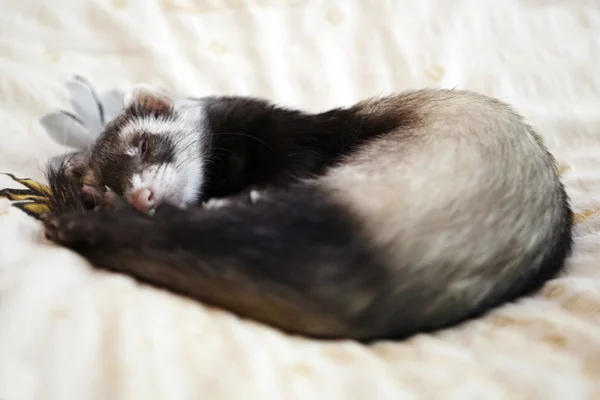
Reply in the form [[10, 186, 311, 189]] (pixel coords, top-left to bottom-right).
[[42, 178, 572, 342]]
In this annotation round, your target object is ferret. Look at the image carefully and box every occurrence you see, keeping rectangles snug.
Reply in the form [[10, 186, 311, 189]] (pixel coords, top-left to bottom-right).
[[41, 86, 573, 342]]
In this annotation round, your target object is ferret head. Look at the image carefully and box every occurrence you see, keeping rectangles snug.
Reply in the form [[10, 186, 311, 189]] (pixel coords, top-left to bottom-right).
[[79, 85, 206, 214]]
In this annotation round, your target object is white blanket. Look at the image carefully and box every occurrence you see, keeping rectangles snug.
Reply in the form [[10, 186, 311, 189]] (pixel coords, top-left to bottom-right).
[[1, 1, 600, 399]]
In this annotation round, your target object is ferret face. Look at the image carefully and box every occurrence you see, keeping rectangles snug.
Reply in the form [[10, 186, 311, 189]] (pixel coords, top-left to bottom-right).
[[81, 85, 206, 214]]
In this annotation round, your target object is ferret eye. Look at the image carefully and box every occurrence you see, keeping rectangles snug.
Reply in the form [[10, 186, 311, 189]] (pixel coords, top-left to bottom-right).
[[139, 137, 149, 157]]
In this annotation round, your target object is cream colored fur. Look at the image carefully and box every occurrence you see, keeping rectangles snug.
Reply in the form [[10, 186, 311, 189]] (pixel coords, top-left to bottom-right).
[[320, 89, 564, 319]]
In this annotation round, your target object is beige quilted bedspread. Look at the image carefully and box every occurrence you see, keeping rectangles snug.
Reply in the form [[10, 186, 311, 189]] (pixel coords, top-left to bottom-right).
[[1, 1, 600, 399]]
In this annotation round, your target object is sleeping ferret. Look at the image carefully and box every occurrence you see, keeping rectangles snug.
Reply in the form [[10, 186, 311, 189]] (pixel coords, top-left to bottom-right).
[[40, 86, 573, 342]]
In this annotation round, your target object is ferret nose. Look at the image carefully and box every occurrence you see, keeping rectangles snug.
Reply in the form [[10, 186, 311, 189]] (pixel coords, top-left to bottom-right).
[[129, 188, 155, 213]]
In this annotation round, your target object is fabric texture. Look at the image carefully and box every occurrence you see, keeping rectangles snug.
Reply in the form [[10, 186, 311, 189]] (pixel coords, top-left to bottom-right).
[[1, 1, 600, 399]]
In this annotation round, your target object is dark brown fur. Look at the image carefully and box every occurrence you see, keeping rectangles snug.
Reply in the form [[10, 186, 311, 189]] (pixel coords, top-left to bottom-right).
[[198, 96, 420, 200]]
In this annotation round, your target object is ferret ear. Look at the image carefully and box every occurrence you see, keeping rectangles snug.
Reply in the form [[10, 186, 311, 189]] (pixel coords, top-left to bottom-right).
[[123, 84, 174, 116]]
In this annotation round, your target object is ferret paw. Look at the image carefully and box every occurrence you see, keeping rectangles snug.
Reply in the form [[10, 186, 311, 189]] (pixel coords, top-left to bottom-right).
[[80, 186, 128, 212], [41, 212, 111, 245], [203, 197, 233, 210], [81, 186, 105, 211], [40, 210, 149, 248], [101, 189, 121, 211], [203, 189, 263, 210]]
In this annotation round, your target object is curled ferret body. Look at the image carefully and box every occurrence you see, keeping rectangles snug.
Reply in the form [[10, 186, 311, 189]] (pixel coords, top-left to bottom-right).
[[42, 87, 573, 341]]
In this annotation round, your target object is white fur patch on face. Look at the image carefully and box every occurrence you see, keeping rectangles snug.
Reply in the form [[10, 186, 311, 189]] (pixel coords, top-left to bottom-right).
[[128, 164, 182, 209], [120, 117, 180, 139], [119, 98, 210, 208]]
